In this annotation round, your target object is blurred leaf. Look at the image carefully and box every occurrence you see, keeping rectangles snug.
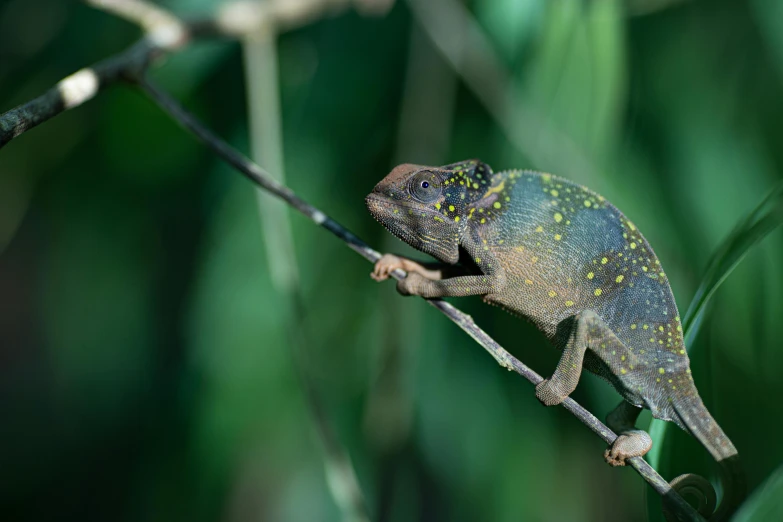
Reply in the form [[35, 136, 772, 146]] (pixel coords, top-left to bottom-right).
[[682, 181, 783, 348], [646, 180, 783, 519], [732, 462, 783, 522], [474, 0, 545, 62], [750, 0, 783, 79]]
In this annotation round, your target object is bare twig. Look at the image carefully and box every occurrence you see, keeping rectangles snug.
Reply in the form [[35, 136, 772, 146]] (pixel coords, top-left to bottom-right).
[[138, 77, 705, 522], [0, 0, 361, 149], [0, 38, 152, 148]]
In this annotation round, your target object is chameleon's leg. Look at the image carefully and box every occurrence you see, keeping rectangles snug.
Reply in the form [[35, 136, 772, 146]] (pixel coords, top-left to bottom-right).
[[603, 400, 653, 466], [387, 239, 506, 298], [535, 309, 627, 406]]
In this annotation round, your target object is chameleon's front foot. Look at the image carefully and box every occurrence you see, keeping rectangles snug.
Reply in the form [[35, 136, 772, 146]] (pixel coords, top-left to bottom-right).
[[603, 431, 653, 467], [535, 379, 568, 406], [370, 254, 432, 297], [371, 253, 405, 282]]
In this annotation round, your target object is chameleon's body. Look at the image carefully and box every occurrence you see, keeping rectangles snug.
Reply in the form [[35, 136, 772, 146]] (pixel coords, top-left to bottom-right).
[[366, 160, 744, 521]]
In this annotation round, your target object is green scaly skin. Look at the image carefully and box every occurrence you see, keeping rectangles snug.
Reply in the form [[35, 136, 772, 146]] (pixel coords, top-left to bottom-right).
[[366, 160, 745, 521]]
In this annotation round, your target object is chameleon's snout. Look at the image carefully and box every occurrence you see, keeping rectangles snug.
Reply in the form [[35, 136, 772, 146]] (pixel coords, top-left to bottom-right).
[[365, 192, 392, 223]]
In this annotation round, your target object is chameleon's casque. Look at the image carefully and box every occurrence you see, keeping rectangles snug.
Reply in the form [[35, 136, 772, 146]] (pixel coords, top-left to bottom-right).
[[367, 160, 744, 521]]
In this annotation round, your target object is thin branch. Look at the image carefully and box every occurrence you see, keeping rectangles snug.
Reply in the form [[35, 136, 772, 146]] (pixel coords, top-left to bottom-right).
[[137, 77, 705, 522], [0, 0, 363, 149], [0, 39, 155, 148]]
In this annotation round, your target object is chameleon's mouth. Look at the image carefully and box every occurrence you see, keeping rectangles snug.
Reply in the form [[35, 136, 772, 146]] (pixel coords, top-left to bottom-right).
[[365, 193, 430, 247], [365, 192, 459, 264]]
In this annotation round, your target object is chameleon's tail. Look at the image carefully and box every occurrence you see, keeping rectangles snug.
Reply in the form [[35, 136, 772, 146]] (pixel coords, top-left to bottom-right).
[[664, 394, 746, 521]]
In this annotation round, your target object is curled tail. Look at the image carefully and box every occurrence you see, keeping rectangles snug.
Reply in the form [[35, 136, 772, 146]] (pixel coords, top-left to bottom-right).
[[664, 394, 746, 521]]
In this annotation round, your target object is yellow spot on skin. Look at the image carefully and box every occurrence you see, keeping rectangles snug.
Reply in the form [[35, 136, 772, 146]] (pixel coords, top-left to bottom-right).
[[473, 183, 479, 189], [677, 325, 683, 332], [621, 368, 627, 374], [554, 212, 563, 223], [650, 338, 655, 343], [434, 216, 444, 222], [659, 368, 665, 374], [642, 266, 648, 272], [551, 189, 559, 197], [628, 221, 636, 231], [435, 203, 441, 210], [535, 225, 543, 233], [643, 324, 649, 330], [448, 205, 455, 212], [482, 180, 505, 197], [548, 290, 557, 297], [493, 202, 502, 209], [454, 216, 460, 222], [525, 279, 533, 285], [594, 288, 602, 296], [630, 324, 637, 329], [615, 275, 624, 283], [630, 242, 637, 249], [658, 326, 664, 332], [584, 200, 592, 207], [480, 218, 486, 224], [531, 256, 538, 263], [554, 234, 562, 241], [475, 258, 481, 263], [601, 257, 608, 264], [621, 356, 626, 361], [587, 272, 594, 279], [679, 350, 686, 355], [565, 300, 574, 306]]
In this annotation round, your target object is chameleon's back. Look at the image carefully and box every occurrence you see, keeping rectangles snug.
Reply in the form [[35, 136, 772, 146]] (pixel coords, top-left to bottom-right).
[[478, 170, 692, 419]]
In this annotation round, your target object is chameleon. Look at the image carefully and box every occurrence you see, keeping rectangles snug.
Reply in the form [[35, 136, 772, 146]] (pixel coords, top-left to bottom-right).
[[366, 160, 745, 521]]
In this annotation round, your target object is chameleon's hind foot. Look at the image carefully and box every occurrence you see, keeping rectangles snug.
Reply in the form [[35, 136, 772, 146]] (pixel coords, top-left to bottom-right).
[[603, 430, 652, 466], [535, 379, 568, 406]]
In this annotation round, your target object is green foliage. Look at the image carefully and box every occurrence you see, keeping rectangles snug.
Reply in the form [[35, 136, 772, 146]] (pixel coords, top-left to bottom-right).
[[1, 0, 783, 521], [645, 180, 783, 520], [732, 462, 783, 522]]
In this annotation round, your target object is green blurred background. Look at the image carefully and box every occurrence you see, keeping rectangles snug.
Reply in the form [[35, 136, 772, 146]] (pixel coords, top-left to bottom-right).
[[2, 0, 783, 520]]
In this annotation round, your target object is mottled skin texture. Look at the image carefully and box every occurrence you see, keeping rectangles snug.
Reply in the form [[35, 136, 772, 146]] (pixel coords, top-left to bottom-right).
[[367, 160, 744, 521]]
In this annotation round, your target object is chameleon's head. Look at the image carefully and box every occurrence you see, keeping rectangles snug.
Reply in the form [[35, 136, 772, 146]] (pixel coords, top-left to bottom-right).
[[366, 160, 492, 264]]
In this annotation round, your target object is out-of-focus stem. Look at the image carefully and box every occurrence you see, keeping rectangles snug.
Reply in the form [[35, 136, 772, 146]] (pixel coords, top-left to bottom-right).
[[242, 19, 370, 522]]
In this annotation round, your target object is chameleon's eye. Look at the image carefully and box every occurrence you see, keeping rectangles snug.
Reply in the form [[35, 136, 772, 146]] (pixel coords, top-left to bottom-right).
[[409, 171, 442, 203]]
